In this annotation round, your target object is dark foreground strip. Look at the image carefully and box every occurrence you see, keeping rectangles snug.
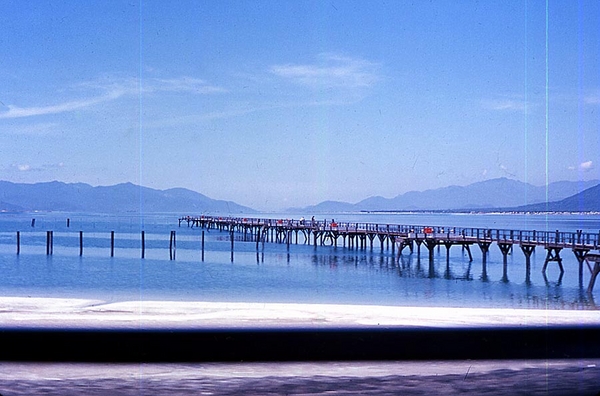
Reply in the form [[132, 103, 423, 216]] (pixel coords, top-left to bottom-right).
[[1, 326, 599, 362]]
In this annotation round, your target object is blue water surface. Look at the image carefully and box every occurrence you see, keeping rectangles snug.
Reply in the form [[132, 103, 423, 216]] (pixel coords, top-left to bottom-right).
[[0, 211, 598, 309]]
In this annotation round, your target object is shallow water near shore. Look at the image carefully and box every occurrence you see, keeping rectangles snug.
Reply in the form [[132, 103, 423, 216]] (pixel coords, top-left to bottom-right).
[[0, 211, 599, 309]]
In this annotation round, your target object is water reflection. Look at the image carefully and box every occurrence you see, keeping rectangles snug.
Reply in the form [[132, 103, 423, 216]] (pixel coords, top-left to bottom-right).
[[309, 252, 488, 282], [303, 246, 597, 309]]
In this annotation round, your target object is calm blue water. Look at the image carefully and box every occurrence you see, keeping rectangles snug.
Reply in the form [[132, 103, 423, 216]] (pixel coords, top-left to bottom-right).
[[0, 211, 599, 309]]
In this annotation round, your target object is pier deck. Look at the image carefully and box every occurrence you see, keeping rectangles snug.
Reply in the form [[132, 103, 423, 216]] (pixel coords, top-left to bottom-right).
[[180, 216, 600, 293]]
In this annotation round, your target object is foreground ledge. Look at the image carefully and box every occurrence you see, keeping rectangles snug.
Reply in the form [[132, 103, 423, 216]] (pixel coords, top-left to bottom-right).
[[1, 325, 600, 362], [1, 297, 600, 362]]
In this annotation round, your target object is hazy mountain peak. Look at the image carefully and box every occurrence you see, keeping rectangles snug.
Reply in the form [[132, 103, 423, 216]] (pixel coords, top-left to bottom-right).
[[297, 178, 600, 212], [0, 181, 255, 214]]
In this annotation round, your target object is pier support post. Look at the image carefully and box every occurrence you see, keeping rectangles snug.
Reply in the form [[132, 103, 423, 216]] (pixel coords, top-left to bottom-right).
[[423, 239, 437, 277], [461, 243, 473, 261], [79, 231, 83, 257], [477, 241, 491, 281], [424, 239, 437, 259], [378, 235, 385, 251], [443, 242, 452, 259], [542, 247, 563, 274], [585, 254, 600, 294], [573, 248, 589, 287], [201, 231, 205, 262], [498, 243, 512, 283], [520, 244, 535, 284], [141, 231, 145, 259], [397, 238, 413, 255], [477, 241, 491, 261], [443, 242, 453, 279], [588, 262, 600, 294], [230, 230, 234, 262], [368, 234, 375, 250], [16, 231, 20, 255], [498, 243, 511, 258], [385, 225, 391, 249]]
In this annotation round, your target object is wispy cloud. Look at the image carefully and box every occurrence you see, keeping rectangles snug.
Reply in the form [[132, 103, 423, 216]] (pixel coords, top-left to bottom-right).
[[8, 162, 65, 172], [580, 160, 594, 171], [569, 160, 594, 172], [0, 76, 225, 119], [143, 107, 265, 129], [498, 163, 517, 178], [0, 122, 59, 136], [481, 98, 529, 112], [151, 77, 226, 94], [569, 161, 594, 172], [584, 94, 600, 105], [0, 91, 122, 119], [270, 54, 379, 89]]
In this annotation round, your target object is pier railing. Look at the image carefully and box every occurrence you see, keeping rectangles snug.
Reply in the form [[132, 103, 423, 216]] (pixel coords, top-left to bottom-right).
[[183, 216, 600, 250]]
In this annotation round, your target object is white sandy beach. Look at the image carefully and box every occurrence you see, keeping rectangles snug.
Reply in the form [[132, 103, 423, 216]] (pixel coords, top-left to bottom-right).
[[1, 296, 599, 328]]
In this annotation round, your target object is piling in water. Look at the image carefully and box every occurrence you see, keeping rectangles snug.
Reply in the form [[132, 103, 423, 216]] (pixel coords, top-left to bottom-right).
[[169, 231, 176, 260], [110, 231, 115, 257], [201, 231, 205, 262], [230, 230, 234, 262], [46, 231, 53, 255]]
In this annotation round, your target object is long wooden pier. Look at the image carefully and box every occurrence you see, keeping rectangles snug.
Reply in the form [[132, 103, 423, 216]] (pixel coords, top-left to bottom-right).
[[180, 216, 600, 293]]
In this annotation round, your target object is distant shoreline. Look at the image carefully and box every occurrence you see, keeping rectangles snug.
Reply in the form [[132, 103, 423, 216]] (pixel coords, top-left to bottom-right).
[[361, 210, 600, 215], [3, 209, 600, 215]]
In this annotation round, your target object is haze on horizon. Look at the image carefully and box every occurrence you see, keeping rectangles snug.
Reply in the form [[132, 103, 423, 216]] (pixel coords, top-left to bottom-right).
[[1, 1, 599, 211]]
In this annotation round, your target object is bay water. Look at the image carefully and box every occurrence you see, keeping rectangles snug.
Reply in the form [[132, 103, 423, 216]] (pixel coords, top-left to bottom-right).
[[0, 211, 599, 310]]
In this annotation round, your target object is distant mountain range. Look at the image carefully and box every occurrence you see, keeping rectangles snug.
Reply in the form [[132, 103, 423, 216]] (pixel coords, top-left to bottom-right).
[[514, 183, 600, 212], [296, 178, 600, 213], [1, 178, 599, 214], [0, 181, 255, 214]]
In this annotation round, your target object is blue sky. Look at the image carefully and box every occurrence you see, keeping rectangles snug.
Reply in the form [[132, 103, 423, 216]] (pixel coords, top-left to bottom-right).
[[1, 1, 599, 210]]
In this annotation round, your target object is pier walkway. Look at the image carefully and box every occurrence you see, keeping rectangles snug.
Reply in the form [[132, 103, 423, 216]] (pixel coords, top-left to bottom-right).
[[180, 216, 600, 293]]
